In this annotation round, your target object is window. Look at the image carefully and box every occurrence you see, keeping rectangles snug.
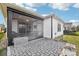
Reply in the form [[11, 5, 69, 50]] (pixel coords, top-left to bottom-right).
[[58, 24, 61, 32]]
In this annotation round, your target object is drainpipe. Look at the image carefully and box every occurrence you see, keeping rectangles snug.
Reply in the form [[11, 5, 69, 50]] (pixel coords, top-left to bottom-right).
[[51, 16, 53, 39]]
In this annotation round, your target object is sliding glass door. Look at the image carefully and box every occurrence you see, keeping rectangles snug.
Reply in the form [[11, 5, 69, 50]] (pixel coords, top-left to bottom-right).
[[18, 22, 26, 36], [18, 22, 32, 36]]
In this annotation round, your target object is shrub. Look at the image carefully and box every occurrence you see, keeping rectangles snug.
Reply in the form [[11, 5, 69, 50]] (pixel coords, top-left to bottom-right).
[[77, 25, 79, 31], [64, 30, 74, 35]]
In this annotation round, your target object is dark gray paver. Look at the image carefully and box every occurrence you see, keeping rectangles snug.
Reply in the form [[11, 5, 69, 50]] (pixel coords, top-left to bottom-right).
[[8, 38, 66, 56]]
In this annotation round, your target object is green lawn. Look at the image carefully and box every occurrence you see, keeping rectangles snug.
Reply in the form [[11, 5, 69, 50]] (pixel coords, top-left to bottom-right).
[[75, 32, 79, 36], [0, 32, 6, 56], [63, 35, 79, 56], [0, 48, 6, 56], [0, 32, 4, 42]]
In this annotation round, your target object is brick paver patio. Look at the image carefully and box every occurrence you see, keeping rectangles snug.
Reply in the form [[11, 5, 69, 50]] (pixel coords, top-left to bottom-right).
[[7, 38, 66, 56]]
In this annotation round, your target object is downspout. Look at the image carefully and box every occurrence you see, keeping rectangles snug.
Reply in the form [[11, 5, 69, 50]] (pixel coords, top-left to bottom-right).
[[51, 16, 53, 39]]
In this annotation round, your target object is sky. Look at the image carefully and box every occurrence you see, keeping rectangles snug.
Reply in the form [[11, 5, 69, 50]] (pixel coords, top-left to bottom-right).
[[0, 10, 4, 24], [16, 3, 79, 23], [0, 3, 79, 24]]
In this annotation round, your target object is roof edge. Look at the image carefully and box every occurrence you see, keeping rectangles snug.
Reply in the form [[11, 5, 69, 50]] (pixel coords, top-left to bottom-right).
[[44, 14, 64, 23], [5, 3, 44, 19]]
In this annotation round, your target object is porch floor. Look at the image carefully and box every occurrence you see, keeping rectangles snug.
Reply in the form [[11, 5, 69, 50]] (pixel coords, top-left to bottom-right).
[[7, 38, 66, 56]]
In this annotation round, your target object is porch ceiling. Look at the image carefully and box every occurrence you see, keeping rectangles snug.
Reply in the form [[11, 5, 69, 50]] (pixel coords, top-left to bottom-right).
[[13, 12, 38, 23]]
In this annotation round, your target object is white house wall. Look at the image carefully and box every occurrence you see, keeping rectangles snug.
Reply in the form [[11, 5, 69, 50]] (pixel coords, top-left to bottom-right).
[[37, 20, 43, 36], [32, 20, 43, 36], [43, 16, 64, 39], [43, 18, 51, 38], [52, 17, 63, 39]]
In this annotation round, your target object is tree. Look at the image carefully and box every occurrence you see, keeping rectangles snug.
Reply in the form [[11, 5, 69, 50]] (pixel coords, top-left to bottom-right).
[[71, 26, 76, 32], [76, 25, 79, 31]]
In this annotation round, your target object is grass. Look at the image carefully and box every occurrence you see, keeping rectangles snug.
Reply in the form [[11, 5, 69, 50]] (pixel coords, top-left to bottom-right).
[[0, 32, 6, 56], [0, 32, 4, 42], [63, 35, 79, 56], [75, 31, 79, 36], [0, 48, 6, 56]]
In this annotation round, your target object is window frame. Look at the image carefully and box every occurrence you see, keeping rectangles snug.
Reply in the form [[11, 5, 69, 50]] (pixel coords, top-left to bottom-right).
[[57, 23, 61, 32]]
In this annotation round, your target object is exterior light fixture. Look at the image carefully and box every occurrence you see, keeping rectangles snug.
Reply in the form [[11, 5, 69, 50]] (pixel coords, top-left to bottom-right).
[[26, 19, 29, 22]]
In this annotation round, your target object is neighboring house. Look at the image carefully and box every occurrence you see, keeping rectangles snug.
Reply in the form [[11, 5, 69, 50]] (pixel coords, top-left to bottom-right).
[[0, 27, 2, 32], [64, 23, 72, 31], [72, 22, 79, 27], [64, 22, 79, 31], [0, 24, 5, 32], [0, 3, 64, 46], [0, 27, 4, 32]]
